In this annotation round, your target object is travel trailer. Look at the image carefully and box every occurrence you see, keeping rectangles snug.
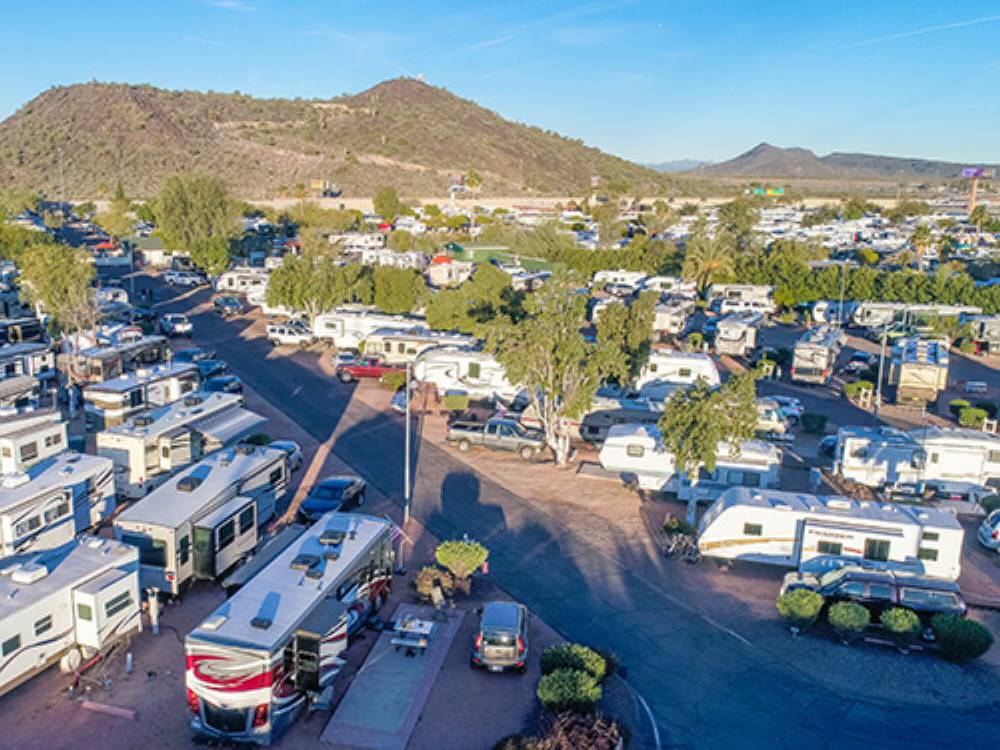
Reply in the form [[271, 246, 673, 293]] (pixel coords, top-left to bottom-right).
[[0, 316, 45, 345], [697, 487, 963, 580], [185, 513, 395, 745], [0, 536, 141, 698], [599, 423, 781, 501], [908, 427, 1000, 491], [0, 452, 115, 557], [521, 394, 662, 445], [412, 347, 521, 401], [791, 326, 845, 385], [312, 308, 424, 350], [635, 351, 720, 401], [851, 302, 907, 329], [0, 410, 67, 474], [361, 327, 476, 365], [0, 342, 56, 383], [714, 313, 763, 357], [652, 303, 688, 337], [216, 269, 270, 298], [97, 393, 267, 499], [592, 269, 647, 292], [83, 362, 200, 430], [0, 375, 40, 414], [114, 444, 288, 596], [706, 284, 773, 309], [888, 338, 949, 404], [643, 276, 697, 298], [834, 426, 924, 488], [811, 300, 858, 326], [968, 315, 1000, 354], [72, 336, 170, 384]]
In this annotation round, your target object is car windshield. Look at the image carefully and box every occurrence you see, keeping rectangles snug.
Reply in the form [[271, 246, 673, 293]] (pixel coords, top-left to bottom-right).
[[314, 484, 345, 500], [818, 568, 847, 587]]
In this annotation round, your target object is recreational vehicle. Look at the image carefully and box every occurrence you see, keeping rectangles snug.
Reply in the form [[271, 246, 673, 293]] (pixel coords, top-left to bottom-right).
[[851, 302, 907, 329], [706, 284, 773, 310], [0, 316, 45, 344], [643, 276, 697, 298], [114, 444, 288, 595], [0, 536, 141, 698], [909, 427, 1000, 491], [592, 269, 647, 292], [635, 351, 720, 401], [217, 269, 270, 298], [412, 347, 521, 401], [361, 327, 476, 365], [312, 308, 424, 350], [697, 487, 963, 580], [0, 342, 56, 382], [811, 300, 858, 326], [714, 313, 763, 357], [0, 410, 67, 474], [968, 315, 1000, 354], [83, 362, 200, 430], [0, 375, 40, 414], [97, 393, 267, 499], [185, 513, 395, 745], [521, 394, 662, 444], [652, 303, 688, 337], [599, 423, 781, 501], [888, 338, 949, 404], [72, 336, 170, 384], [0, 452, 115, 557], [834, 426, 924, 489], [791, 326, 845, 385]]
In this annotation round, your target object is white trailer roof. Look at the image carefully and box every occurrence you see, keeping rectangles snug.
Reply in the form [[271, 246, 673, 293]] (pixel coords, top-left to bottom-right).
[[892, 338, 949, 367], [604, 423, 780, 462], [99, 392, 249, 441], [83, 362, 197, 394], [0, 452, 112, 514], [189, 513, 392, 652]]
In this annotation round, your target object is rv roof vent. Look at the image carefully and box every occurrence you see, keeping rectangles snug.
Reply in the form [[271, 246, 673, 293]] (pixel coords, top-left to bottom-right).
[[1, 472, 29, 489], [826, 499, 852, 511], [86, 538, 105, 549], [917, 512, 930, 520], [319, 530, 346, 546], [772, 501, 791, 511], [12, 563, 47, 585], [290, 553, 321, 571], [136, 368, 151, 378], [305, 566, 324, 580], [202, 614, 228, 631], [183, 395, 203, 407], [59, 465, 76, 476], [250, 616, 272, 630], [133, 415, 154, 427], [233, 444, 255, 457], [177, 476, 203, 492]]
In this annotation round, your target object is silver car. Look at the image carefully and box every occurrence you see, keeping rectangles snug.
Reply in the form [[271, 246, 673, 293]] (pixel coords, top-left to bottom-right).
[[470, 601, 529, 673]]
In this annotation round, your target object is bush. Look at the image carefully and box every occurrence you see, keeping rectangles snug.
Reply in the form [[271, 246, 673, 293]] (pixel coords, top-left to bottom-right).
[[828, 601, 870, 643], [686, 332, 703, 351], [243, 433, 271, 446], [414, 565, 453, 599], [443, 392, 470, 411], [537, 712, 622, 750], [880, 607, 921, 650], [974, 400, 998, 419], [662, 515, 695, 537], [800, 413, 829, 435], [380, 370, 407, 392], [981, 495, 1000, 514], [540, 644, 607, 682], [776, 589, 824, 632], [843, 380, 874, 402], [931, 615, 994, 662], [536, 669, 602, 714], [948, 399, 971, 418], [959, 407, 988, 429], [492, 736, 538, 750], [435, 539, 488, 593]]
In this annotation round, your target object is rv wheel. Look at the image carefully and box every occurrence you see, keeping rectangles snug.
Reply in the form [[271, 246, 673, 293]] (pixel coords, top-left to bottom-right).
[[518, 446, 536, 461], [339, 372, 353, 383], [457, 439, 472, 453]]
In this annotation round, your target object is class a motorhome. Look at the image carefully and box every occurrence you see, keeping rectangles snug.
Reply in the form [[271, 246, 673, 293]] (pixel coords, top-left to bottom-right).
[[851, 302, 906, 329], [83, 362, 200, 430], [790, 326, 845, 385], [311, 307, 425, 350], [714, 313, 763, 357], [0, 536, 141, 698], [834, 426, 925, 489], [185, 513, 395, 745], [697, 486, 963, 580], [361, 327, 476, 365], [216, 268, 270, 298], [0, 452, 116, 557], [0, 409, 68, 474], [97, 392, 267, 499], [706, 284, 774, 313], [113, 445, 288, 596], [599, 423, 782, 501], [888, 337, 949, 404], [634, 351, 720, 401], [0, 342, 56, 383], [412, 347, 521, 401]]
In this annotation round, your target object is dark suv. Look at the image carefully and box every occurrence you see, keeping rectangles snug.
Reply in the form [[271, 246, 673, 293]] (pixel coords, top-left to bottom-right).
[[470, 601, 529, 673]]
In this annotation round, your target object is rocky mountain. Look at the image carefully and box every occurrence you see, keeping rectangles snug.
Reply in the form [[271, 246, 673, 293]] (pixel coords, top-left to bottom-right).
[[0, 78, 672, 199], [646, 159, 712, 173]]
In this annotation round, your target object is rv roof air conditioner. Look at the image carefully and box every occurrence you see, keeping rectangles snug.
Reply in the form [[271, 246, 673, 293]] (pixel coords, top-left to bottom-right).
[[826, 498, 852, 511], [0, 473, 29, 489], [133, 415, 154, 427], [183, 395, 203, 407], [11, 562, 48, 585], [291, 553, 321, 571], [177, 476, 203, 492]]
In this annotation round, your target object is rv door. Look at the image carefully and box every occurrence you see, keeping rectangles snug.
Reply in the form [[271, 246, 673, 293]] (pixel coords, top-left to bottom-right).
[[160, 427, 193, 470]]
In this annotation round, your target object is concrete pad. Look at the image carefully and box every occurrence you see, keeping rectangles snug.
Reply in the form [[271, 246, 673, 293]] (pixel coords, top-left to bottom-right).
[[321, 605, 464, 750]]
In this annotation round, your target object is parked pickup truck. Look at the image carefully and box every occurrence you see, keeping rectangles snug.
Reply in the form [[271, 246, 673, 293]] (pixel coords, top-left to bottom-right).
[[266, 321, 314, 347], [335, 356, 404, 383], [446, 418, 546, 461]]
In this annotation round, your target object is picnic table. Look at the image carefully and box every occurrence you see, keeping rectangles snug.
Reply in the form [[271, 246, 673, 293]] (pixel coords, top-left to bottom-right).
[[391, 617, 435, 654]]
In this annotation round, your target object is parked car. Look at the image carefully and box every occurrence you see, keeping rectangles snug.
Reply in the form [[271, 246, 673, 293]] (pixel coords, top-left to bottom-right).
[[269, 440, 303, 472], [203, 374, 243, 394], [770, 395, 803, 424], [818, 435, 839, 458], [172, 347, 215, 363], [964, 381, 989, 396], [164, 270, 203, 287], [446, 418, 546, 461], [470, 601, 529, 673], [266, 321, 314, 347], [195, 359, 228, 379], [335, 356, 404, 383], [298, 475, 367, 521], [159, 313, 193, 337], [977, 510, 1000, 550], [213, 295, 246, 316], [332, 350, 358, 368], [130, 306, 157, 324]]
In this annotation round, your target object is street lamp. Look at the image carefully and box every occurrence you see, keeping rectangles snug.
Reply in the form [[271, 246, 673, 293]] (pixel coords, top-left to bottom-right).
[[874, 328, 888, 417], [403, 348, 435, 527]]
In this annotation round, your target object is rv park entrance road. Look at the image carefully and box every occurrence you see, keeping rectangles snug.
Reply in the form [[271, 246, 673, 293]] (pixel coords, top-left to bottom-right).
[[152, 278, 1000, 749]]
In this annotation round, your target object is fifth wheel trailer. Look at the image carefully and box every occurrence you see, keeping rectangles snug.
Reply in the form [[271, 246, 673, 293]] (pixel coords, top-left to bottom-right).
[[790, 326, 845, 385], [697, 486, 963, 579]]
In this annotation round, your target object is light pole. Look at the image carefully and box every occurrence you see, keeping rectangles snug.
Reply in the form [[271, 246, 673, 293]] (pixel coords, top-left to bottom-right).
[[403, 349, 433, 527], [874, 329, 887, 417]]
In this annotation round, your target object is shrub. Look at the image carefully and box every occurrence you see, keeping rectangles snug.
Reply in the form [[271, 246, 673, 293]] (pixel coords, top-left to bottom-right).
[[828, 601, 870, 643], [776, 589, 824, 632], [843, 380, 874, 402], [948, 399, 971, 418], [414, 565, 453, 599], [931, 615, 994, 662], [800, 413, 829, 435], [536, 669, 602, 714], [243, 433, 271, 446], [686, 332, 703, 351], [974, 400, 998, 419], [537, 712, 622, 750], [443, 392, 470, 411], [880, 607, 921, 650], [380, 370, 407, 392], [492, 736, 538, 750], [981, 495, 1000, 514], [662, 515, 695, 537], [959, 407, 988, 429], [540, 644, 607, 682], [435, 539, 488, 594]]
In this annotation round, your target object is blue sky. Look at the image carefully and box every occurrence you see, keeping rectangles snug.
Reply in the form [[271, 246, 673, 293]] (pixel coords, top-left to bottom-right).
[[2, 1, 999, 164]]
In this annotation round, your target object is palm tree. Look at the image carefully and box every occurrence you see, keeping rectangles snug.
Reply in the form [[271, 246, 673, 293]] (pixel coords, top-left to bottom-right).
[[909, 224, 933, 270], [682, 231, 736, 291]]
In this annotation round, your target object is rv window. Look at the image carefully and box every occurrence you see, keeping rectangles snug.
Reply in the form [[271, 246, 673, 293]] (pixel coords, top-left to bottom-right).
[[929, 453, 939, 464], [19, 441, 38, 461], [864, 539, 890, 562], [239, 506, 255, 534], [269, 467, 283, 486], [626, 445, 645, 458], [731, 471, 760, 488], [43, 502, 70, 524], [120, 533, 167, 567], [917, 548, 939, 562], [921, 531, 939, 542], [77, 603, 93, 622], [988, 450, 1000, 464], [34, 615, 52, 636], [45, 433, 62, 448], [838, 582, 866, 597], [678, 368, 691, 378], [179, 535, 190, 565], [181, 380, 196, 394], [217, 519, 236, 550], [467, 362, 481, 379], [1, 447, 9, 458], [817, 541, 842, 556], [129, 390, 144, 408], [398, 343, 406, 353], [105, 590, 133, 618], [648, 364, 657, 373], [14, 515, 42, 538], [867, 583, 893, 601], [1, 635, 20, 656], [850, 447, 868, 459], [743, 523, 763, 537]]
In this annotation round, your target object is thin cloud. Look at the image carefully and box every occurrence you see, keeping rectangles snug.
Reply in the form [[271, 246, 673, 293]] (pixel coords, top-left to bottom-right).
[[461, 34, 514, 53], [181, 34, 225, 47], [204, 0, 254, 11], [835, 14, 1000, 50]]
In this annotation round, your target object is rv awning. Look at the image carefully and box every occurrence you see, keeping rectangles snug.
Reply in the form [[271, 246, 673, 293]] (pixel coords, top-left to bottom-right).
[[194, 408, 267, 446], [0, 375, 37, 400]]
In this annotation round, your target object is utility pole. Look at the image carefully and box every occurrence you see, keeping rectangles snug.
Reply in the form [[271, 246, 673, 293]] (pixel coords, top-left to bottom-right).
[[874, 329, 887, 418]]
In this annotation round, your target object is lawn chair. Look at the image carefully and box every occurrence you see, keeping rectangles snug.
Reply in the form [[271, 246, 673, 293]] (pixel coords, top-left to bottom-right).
[[430, 585, 454, 621]]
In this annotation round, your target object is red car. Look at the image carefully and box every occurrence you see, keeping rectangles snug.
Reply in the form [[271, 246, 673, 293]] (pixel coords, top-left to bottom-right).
[[335, 356, 403, 383]]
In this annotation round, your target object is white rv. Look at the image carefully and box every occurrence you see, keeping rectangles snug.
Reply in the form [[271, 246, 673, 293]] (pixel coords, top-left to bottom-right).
[[697, 487, 963, 580], [888, 337, 949, 404], [635, 351, 720, 401], [185, 513, 395, 745], [412, 347, 521, 401], [714, 313, 763, 357], [216, 269, 270, 298], [834, 426, 924, 488], [707, 284, 773, 305], [0, 536, 141, 698], [642, 276, 697, 298], [909, 427, 1000, 491], [652, 303, 688, 337], [114, 444, 288, 596], [0, 375, 40, 414], [0, 452, 116, 557], [312, 307, 425, 350], [791, 326, 845, 385], [521, 394, 662, 445], [592, 269, 647, 292], [0, 410, 67, 474], [83, 362, 200, 430], [361, 327, 476, 365], [811, 300, 858, 326], [599, 423, 781, 501], [851, 302, 906, 329], [0, 342, 56, 383], [97, 392, 267, 499]]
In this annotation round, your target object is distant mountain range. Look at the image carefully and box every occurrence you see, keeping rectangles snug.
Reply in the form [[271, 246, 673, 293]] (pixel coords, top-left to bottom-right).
[[646, 159, 712, 173], [696, 142, 997, 180]]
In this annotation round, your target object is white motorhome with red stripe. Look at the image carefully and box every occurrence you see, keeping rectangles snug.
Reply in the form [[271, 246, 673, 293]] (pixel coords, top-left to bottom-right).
[[184, 512, 395, 745]]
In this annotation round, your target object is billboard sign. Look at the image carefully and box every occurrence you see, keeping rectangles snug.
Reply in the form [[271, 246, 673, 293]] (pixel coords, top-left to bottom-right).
[[962, 167, 985, 178]]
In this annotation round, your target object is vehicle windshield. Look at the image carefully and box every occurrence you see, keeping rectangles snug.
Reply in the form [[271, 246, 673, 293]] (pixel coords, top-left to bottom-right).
[[482, 630, 516, 646], [818, 568, 847, 587], [313, 484, 346, 500]]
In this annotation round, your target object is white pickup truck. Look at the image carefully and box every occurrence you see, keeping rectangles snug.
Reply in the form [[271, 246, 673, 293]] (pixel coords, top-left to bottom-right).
[[266, 321, 314, 347]]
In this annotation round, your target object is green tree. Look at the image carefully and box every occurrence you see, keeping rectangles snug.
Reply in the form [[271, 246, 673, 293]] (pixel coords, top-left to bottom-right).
[[73, 201, 97, 219], [372, 266, 423, 314], [373, 187, 406, 223], [595, 291, 657, 383], [188, 236, 232, 276], [465, 169, 482, 191], [0, 188, 40, 220], [157, 173, 237, 250], [17, 243, 97, 339], [681, 222, 735, 291], [590, 203, 622, 247], [717, 197, 759, 251], [969, 205, 990, 234]]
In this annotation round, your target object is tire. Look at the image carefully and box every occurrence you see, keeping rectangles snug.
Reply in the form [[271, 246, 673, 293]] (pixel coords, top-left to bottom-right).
[[518, 445, 536, 461], [339, 372, 353, 383], [457, 439, 472, 453]]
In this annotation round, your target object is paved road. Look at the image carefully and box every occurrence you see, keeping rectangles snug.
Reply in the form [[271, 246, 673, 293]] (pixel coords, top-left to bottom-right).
[[152, 279, 1000, 749]]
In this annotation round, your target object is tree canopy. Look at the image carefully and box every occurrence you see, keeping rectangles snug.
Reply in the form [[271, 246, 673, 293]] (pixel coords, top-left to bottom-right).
[[17, 242, 97, 338], [156, 172, 237, 251]]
